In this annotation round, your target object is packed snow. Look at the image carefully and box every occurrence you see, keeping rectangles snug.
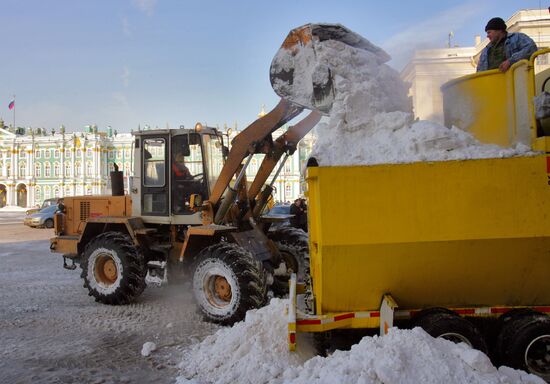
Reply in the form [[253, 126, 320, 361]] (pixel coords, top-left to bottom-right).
[[176, 299, 543, 384], [273, 24, 534, 166]]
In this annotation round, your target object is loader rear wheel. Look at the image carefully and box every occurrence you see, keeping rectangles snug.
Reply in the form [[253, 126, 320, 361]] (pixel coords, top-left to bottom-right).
[[413, 311, 488, 353], [81, 232, 146, 305], [193, 243, 267, 325], [496, 312, 550, 379]]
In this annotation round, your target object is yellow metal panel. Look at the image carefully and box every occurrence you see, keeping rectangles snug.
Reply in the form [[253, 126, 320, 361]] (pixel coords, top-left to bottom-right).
[[307, 156, 550, 314], [442, 60, 535, 147]]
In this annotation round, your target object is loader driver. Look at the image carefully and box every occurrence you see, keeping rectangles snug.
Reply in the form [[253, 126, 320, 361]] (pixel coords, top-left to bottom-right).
[[172, 149, 193, 214], [477, 17, 537, 73], [172, 152, 191, 180]]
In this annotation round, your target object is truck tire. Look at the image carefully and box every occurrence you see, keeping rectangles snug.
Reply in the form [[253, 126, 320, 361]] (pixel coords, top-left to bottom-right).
[[268, 227, 309, 249], [80, 232, 146, 305], [193, 243, 267, 325], [413, 311, 488, 353], [496, 312, 550, 378]]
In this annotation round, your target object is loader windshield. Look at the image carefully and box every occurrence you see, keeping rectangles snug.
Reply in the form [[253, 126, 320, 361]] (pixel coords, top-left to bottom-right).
[[202, 134, 225, 194]]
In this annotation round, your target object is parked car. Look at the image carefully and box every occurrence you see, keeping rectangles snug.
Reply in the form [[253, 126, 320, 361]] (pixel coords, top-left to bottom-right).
[[264, 204, 292, 231], [25, 198, 58, 215], [24, 204, 59, 228]]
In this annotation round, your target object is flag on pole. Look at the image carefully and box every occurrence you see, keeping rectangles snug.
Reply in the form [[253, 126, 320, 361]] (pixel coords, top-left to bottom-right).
[[8, 100, 14, 110]]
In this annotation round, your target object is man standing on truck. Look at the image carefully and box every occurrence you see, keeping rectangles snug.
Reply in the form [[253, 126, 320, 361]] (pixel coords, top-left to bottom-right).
[[477, 17, 537, 73]]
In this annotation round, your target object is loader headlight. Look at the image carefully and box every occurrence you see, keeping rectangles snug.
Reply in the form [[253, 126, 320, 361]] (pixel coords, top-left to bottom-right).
[[194, 123, 203, 132]]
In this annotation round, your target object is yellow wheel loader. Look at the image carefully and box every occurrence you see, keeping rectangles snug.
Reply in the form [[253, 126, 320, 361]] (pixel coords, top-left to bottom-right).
[[50, 23, 374, 324]]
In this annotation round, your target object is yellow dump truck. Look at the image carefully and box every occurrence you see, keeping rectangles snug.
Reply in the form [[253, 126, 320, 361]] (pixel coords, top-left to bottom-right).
[[288, 49, 550, 380]]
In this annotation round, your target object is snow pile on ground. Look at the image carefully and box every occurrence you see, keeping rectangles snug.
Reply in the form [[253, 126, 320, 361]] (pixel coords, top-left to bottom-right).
[[177, 299, 315, 384], [177, 299, 544, 384], [277, 29, 534, 166], [0, 205, 27, 212]]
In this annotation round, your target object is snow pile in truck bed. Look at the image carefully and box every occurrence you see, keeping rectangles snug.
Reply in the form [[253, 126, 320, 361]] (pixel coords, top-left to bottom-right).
[[176, 299, 544, 384], [302, 33, 534, 166]]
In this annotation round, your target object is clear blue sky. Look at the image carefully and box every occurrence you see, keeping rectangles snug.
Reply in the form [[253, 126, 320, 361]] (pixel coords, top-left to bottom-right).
[[1, 0, 546, 133]]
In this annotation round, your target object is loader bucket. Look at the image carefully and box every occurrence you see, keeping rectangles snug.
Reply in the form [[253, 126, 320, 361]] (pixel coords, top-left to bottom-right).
[[270, 23, 390, 114]]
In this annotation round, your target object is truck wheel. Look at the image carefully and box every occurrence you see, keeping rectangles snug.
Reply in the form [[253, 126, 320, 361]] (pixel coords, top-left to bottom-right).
[[81, 232, 146, 305], [268, 227, 308, 249], [497, 312, 550, 378], [193, 243, 267, 325], [44, 219, 54, 228], [413, 311, 488, 353]]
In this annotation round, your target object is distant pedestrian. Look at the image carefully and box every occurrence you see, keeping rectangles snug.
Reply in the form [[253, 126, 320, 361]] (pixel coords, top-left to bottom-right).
[[299, 198, 308, 232], [477, 17, 537, 73], [290, 198, 307, 232]]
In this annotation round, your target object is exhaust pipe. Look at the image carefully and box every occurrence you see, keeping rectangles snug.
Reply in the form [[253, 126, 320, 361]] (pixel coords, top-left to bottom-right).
[[110, 163, 124, 196]]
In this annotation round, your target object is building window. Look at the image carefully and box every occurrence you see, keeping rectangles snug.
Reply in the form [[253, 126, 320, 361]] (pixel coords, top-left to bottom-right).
[[284, 161, 291, 173], [35, 163, 41, 177], [76, 150, 82, 158], [44, 186, 51, 199], [19, 149, 26, 159], [44, 163, 51, 177], [19, 162, 26, 177], [54, 149, 60, 159], [35, 186, 41, 203], [250, 159, 258, 174], [64, 186, 72, 196], [87, 148, 93, 158], [64, 163, 71, 177], [86, 186, 92, 195], [75, 162, 81, 177], [53, 186, 60, 197], [6, 164, 11, 177], [54, 162, 60, 177], [124, 162, 131, 176], [35, 150, 41, 158], [285, 184, 292, 198], [108, 150, 114, 159], [86, 162, 93, 176]]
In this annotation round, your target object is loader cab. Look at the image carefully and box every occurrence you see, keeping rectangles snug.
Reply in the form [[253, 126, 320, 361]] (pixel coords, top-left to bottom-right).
[[132, 125, 226, 224]]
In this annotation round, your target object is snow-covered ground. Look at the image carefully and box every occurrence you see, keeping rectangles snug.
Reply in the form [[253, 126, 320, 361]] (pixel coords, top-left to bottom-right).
[[0, 220, 219, 384]]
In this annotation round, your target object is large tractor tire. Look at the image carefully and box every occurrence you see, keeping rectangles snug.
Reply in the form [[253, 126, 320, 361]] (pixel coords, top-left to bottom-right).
[[413, 310, 488, 353], [268, 227, 309, 285], [268, 227, 308, 249], [192, 243, 267, 325], [496, 311, 550, 379], [81, 232, 146, 305]]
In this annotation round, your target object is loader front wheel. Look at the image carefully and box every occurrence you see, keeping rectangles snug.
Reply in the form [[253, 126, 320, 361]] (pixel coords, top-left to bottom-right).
[[81, 232, 146, 305], [193, 243, 267, 325]]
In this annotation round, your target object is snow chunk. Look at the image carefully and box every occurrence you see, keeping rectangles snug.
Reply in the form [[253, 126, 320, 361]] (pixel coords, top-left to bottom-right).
[[141, 341, 156, 357]]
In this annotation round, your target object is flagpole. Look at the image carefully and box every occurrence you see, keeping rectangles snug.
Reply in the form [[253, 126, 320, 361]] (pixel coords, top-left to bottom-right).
[[12, 95, 15, 131]]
